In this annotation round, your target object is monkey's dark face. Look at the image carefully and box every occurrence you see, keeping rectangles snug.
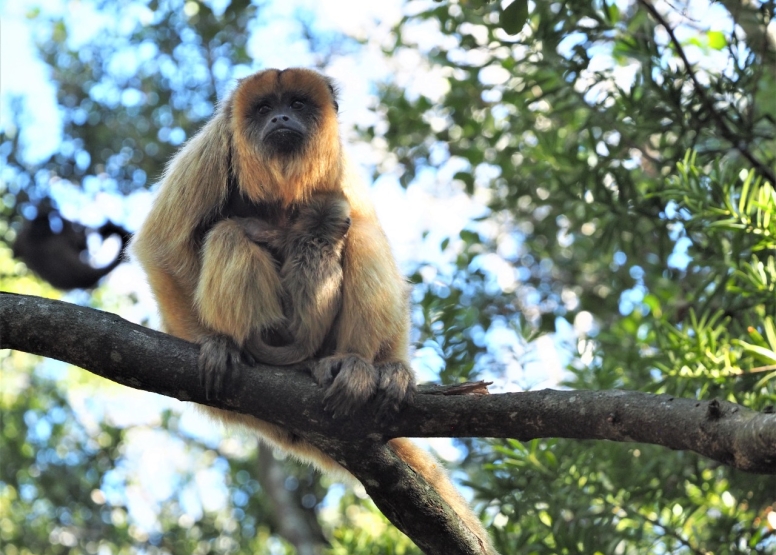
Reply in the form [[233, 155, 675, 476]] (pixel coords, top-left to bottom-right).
[[250, 92, 319, 157], [232, 68, 343, 202]]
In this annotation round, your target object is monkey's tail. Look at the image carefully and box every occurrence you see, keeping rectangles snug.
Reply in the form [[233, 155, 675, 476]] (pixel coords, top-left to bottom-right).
[[388, 438, 498, 555], [243, 334, 312, 366]]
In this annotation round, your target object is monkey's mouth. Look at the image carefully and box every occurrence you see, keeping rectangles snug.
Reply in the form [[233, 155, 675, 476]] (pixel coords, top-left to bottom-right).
[[268, 127, 305, 154], [267, 126, 303, 138]]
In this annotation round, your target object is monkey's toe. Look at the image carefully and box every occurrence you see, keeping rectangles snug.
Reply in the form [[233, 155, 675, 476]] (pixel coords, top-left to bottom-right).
[[199, 334, 243, 400], [376, 360, 416, 418], [240, 348, 257, 367], [313, 355, 379, 418]]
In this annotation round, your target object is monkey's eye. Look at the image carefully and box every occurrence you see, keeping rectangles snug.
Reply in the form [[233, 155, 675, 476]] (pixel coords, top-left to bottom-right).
[[257, 105, 272, 115], [291, 100, 305, 110]]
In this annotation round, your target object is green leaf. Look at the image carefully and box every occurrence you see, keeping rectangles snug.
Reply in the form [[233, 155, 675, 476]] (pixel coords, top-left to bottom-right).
[[501, 0, 529, 35], [459, 229, 480, 244], [707, 30, 727, 50], [734, 340, 776, 364], [453, 171, 474, 194], [603, 0, 620, 23], [764, 318, 776, 351]]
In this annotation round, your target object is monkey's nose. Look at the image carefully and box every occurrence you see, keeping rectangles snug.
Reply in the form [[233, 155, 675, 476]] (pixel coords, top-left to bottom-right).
[[271, 115, 290, 123]]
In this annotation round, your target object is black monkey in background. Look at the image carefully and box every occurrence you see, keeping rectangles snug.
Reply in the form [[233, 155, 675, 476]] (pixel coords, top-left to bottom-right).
[[12, 209, 131, 290]]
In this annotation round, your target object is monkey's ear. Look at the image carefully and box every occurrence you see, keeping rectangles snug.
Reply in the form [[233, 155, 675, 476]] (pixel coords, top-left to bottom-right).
[[325, 79, 340, 113]]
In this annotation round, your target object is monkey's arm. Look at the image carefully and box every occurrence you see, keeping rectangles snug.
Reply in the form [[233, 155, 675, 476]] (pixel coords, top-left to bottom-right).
[[132, 103, 252, 394], [188, 219, 287, 397], [132, 103, 233, 298], [196, 219, 286, 343], [333, 159, 410, 361], [337, 217, 408, 356], [312, 213, 415, 416]]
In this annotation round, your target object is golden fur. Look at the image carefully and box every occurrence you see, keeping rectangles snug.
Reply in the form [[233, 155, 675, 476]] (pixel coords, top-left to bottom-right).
[[132, 68, 495, 553]]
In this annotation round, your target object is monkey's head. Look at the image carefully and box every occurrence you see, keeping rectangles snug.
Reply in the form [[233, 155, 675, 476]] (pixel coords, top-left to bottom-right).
[[232, 68, 343, 206], [292, 194, 352, 243]]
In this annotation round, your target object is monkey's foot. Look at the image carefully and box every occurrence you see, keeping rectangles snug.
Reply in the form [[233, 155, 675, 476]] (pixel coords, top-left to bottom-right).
[[199, 334, 246, 400], [375, 360, 416, 418], [312, 355, 378, 418]]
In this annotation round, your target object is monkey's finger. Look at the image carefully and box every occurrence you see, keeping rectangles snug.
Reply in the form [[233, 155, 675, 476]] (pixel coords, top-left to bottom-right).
[[200, 362, 216, 401], [375, 361, 416, 419], [311, 356, 342, 388], [213, 363, 225, 398], [199, 334, 242, 400], [226, 349, 243, 391], [198, 346, 221, 400], [199, 359, 207, 389], [322, 355, 379, 418], [202, 360, 223, 400], [199, 367, 209, 398], [240, 348, 256, 367]]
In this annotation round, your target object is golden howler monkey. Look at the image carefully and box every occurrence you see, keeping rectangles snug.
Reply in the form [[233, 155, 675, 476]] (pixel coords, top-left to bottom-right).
[[132, 68, 495, 553]]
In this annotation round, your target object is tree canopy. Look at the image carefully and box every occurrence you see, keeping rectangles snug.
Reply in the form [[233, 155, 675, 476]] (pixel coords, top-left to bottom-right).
[[1, 1, 775, 554]]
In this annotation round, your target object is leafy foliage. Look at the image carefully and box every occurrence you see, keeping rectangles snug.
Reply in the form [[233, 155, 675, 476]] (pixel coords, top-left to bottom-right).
[[368, 1, 776, 552], [2, 0, 776, 553], [0, 363, 286, 555]]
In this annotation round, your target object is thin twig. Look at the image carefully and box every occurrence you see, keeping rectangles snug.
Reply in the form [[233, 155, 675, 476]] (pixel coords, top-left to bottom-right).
[[738, 364, 776, 375], [638, 0, 776, 185], [639, 511, 708, 555]]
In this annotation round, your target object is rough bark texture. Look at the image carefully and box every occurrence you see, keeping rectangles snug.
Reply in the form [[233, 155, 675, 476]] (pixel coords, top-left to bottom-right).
[[3, 293, 776, 552]]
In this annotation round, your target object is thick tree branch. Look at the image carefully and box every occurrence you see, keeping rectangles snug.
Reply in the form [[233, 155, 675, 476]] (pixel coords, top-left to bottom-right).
[[2, 293, 776, 551]]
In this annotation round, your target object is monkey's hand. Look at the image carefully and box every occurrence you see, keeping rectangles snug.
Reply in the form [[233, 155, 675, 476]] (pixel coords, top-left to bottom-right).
[[297, 193, 352, 242], [311, 355, 379, 418], [321, 199, 351, 241], [375, 360, 416, 418], [199, 334, 252, 400], [231, 217, 284, 246]]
